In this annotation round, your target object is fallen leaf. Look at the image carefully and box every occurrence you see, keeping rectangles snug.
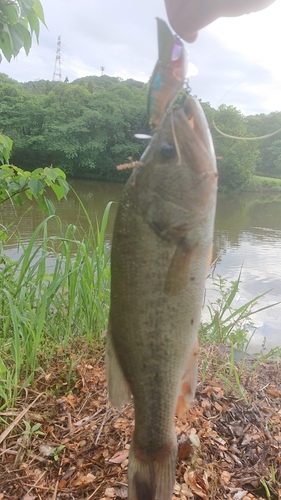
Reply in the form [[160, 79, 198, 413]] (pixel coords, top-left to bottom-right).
[[58, 479, 67, 489], [189, 432, 200, 448], [233, 491, 248, 500], [121, 458, 129, 469], [72, 473, 96, 486], [174, 482, 181, 493], [220, 470, 231, 484], [267, 388, 281, 397], [181, 482, 194, 498], [39, 444, 56, 457], [184, 469, 207, 499], [202, 386, 213, 397], [212, 387, 224, 397], [105, 487, 116, 498], [214, 402, 222, 412], [109, 449, 129, 464], [114, 485, 128, 498], [201, 399, 211, 409], [61, 394, 76, 409]]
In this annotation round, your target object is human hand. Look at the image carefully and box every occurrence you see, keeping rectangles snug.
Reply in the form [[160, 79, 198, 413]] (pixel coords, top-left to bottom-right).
[[164, 0, 276, 42]]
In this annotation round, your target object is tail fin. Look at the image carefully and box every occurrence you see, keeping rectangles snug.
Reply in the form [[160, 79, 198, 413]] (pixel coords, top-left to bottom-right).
[[128, 437, 177, 500]]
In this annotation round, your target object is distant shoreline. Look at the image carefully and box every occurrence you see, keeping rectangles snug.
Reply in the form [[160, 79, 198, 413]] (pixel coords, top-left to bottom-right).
[[240, 175, 281, 194]]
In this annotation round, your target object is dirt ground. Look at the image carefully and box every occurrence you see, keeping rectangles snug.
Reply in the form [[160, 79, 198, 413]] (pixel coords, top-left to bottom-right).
[[0, 347, 280, 500]]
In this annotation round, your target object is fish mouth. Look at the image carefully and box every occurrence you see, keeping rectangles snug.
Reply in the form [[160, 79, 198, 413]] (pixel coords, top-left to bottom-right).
[[180, 95, 216, 163]]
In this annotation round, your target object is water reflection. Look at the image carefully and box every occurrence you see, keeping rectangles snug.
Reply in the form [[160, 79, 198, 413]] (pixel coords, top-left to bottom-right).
[[1, 180, 281, 351], [208, 193, 281, 353], [3, 180, 123, 259]]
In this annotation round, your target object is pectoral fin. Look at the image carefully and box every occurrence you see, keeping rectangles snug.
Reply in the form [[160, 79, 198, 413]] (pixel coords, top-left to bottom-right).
[[105, 325, 132, 407], [164, 241, 197, 296]]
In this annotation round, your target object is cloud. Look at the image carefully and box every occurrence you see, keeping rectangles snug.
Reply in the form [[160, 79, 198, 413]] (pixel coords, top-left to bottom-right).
[[0, 0, 280, 115], [189, 31, 275, 114]]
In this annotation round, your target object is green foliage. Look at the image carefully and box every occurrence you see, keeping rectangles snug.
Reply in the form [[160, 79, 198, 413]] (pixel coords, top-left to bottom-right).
[[2, 72, 281, 190], [211, 105, 259, 191], [0, 0, 46, 62], [52, 445, 65, 461], [248, 174, 281, 192], [0, 163, 69, 241], [267, 139, 281, 176], [246, 112, 281, 178], [22, 420, 45, 438], [0, 132, 13, 163], [0, 201, 112, 409], [1, 127, 69, 243], [0, 74, 149, 181]]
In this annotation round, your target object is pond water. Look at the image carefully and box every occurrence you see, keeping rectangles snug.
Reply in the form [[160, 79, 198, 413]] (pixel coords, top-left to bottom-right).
[[2, 179, 281, 353]]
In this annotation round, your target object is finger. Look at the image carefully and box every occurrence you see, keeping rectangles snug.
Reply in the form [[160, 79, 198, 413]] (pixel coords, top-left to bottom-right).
[[164, 0, 276, 42]]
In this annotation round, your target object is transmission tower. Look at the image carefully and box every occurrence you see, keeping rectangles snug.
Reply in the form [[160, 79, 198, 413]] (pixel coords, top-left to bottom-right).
[[53, 36, 62, 81]]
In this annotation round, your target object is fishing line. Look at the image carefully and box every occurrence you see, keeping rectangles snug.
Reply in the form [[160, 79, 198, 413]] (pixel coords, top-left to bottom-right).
[[171, 111, 182, 164], [216, 65, 259, 108], [212, 120, 281, 141], [212, 66, 281, 141]]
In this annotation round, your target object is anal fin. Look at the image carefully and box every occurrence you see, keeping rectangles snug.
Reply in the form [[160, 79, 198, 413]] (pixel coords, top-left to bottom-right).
[[206, 242, 213, 272], [176, 340, 198, 418], [105, 326, 131, 407]]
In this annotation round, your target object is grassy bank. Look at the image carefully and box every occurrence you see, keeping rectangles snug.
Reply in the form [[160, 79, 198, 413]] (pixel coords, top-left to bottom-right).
[[245, 174, 281, 193], [0, 202, 112, 409]]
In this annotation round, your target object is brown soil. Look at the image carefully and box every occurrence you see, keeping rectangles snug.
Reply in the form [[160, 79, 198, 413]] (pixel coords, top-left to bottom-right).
[[0, 347, 280, 500]]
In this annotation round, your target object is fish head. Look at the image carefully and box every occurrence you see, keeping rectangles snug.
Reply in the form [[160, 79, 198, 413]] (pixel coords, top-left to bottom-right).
[[143, 94, 217, 178], [138, 95, 218, 226]]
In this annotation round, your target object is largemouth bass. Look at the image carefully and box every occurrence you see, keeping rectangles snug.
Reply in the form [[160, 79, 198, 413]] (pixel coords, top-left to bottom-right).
[[106, 94, 217, 500]]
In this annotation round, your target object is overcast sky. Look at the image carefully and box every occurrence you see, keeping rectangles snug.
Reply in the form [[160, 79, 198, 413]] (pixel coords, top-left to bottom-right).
[[1, 0, 280, 115]]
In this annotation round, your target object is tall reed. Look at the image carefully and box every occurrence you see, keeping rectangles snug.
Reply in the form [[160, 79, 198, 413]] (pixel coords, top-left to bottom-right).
[[0, 201, 112, 409]]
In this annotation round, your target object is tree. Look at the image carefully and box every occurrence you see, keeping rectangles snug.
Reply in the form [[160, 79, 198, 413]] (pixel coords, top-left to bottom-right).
[[0, 0, 45, 62], [267, 139, 281, 177], [211, 105, 259, 191], [0, 75, 149, 181], [246, 112, 281, 178]]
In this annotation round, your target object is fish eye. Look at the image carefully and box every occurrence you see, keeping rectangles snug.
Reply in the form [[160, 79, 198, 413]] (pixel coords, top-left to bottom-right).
[[160, 142, 175, 158]]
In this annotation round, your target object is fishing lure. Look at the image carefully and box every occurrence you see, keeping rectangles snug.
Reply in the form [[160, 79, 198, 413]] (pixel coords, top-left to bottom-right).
[[147, 18, 188, 131]]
